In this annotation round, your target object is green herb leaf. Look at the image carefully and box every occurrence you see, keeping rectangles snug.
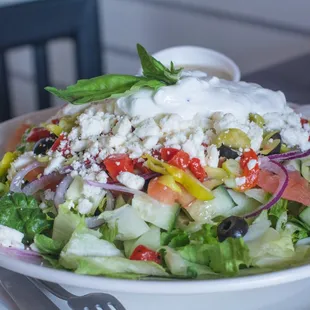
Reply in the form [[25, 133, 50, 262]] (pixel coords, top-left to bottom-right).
[[45, 75, 165, 105], [137, 44, 182, 84], [0, 193, 52, 243]]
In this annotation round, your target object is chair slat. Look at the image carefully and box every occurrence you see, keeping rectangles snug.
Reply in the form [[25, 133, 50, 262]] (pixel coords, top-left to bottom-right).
[[34, 43, 50, 110], [0, 52, 11, 122]]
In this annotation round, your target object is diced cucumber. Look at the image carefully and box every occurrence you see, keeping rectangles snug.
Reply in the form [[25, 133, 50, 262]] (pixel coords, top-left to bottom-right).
[[244, 188, 268, 204], [132, 195, 180, 231], [203, 179, 223, 190], [222, 159, 242, 177], [301, 158, 310, 182], [284, 159, 301, 173], [124, 226, 161, 258], [299, 208, 310, 226], [224, 177, 237, 189], [204, 167, 228, 180], [99, 205, 149, 241], [227, 189, 261, 216], [186, 186, 235, 223]]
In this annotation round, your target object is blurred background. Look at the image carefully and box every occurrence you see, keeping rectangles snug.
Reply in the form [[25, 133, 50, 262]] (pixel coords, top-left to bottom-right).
[[1, 0, 310, 117]]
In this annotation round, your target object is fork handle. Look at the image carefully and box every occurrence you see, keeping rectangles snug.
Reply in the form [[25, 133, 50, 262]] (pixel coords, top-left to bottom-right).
[[30, 278, 75, 300]]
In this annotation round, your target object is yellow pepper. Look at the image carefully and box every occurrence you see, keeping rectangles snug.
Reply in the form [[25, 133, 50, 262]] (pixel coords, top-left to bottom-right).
[[157, 175, 181, 193], [0, 152, 17, 178], [144, 155, 214, 201], [46, 124, 62, 136]]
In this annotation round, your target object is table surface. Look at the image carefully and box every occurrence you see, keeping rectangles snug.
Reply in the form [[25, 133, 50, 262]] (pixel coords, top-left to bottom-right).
[[243, 52, 310, 105], [0, 53, 309, 310]]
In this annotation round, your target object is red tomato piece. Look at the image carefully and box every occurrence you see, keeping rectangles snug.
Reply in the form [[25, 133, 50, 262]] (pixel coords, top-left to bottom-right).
[[301, 118, 308, 126], [189, 157, 206, 181], [238, 149, 259, 191], [258, 170, 310, 205], [51, 119, 59, 124], [168, 150, 190, 170], [147, 177, 178, 205], [25, 167, 45, 182], [26, 127, 51, 142], [50, 133, 69, 154], [103, 154, 134, 180], [130, 245, 161, 264], [160, 148, 180, 161]]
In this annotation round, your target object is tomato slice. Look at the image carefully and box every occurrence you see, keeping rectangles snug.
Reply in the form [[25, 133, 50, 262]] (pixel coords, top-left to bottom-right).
[[130, 245, 161, 264], [147, 177, 178, 205], [168, 150, 190, 170], [25, 167, 45, 182], [51, 133, 70, 155], [26, 127, 51, 142], [104, 154, 134, 180], [177, 185, 195, 208], [160, 148, 180, 161], [258, 170, 310, 205], [238, 149, 259, 191], [189, 158, 206, 181]]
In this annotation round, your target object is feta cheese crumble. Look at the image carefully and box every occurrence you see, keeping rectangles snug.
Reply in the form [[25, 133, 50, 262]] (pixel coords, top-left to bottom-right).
[[117, 172, 145, 190]]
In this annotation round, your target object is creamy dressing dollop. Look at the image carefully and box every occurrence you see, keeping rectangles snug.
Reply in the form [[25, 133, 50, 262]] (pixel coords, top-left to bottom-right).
[[116, 74, 290, 121]]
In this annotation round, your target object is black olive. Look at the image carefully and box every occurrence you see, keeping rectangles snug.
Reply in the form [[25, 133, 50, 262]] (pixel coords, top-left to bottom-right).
[[33, 136, 56, 155], [217, 216, 249, 242], [218, 145, 239, 159], [268, 132, 282, 155]]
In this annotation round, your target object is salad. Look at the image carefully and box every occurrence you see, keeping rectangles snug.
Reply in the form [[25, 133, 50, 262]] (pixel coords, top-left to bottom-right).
[[1, 44, 310, 280]]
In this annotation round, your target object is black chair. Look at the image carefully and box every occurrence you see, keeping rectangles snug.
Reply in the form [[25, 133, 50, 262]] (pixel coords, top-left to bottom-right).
[[0, 0, 102, 122]]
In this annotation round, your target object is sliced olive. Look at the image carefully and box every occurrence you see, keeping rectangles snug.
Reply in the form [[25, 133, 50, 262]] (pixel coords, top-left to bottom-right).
[[217, 216, 249, 242], [214, 128, 251, 149], [33, 136, 56, 155], [218, 145, 239, 159]]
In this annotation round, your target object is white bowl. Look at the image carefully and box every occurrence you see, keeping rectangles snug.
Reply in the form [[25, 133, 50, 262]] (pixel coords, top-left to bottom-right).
[[1, 105, 310, 310], [138, 45, 241, 82]]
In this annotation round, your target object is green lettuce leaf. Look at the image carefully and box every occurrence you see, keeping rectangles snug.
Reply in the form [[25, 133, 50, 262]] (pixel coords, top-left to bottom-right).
[[52, 203, 81, 243], [189, 224, 218, 244], [0, 193, 51, 243], [34, 234, 65, 256], [137, 44, 182, 84], [99, 223, 118, 243], [45, 75, 165, 105], [177, 238, 250, 275], [268, 198, 288, 228], [161, 229, 189, 248], [160, 247, 217, 278]]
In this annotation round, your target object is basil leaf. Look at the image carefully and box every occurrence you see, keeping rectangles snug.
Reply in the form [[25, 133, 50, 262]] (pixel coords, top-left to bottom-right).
[[45, 75, 165, 104], [0, 193, 52, 243], [137, 43, 182, 84]]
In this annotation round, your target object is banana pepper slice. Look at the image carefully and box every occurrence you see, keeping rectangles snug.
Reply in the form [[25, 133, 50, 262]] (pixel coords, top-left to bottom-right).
[[144, 155, 214, 200], [0, 152, 18, 178]]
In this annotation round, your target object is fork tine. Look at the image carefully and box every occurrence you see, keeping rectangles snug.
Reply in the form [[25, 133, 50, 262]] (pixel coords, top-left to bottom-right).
[[107, 297, 127, 310]]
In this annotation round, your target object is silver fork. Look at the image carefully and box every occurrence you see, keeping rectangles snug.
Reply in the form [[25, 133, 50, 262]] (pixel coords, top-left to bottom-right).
[[30, 278, 126, 310]]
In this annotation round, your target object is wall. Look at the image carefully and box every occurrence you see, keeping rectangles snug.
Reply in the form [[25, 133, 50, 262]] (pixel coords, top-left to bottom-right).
[[2, 0, 310, 116]]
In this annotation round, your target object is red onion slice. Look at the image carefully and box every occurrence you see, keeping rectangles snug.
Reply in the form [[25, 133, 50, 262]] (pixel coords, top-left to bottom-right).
[[54, 175, 73, 208], [139, 172, 160, 180], [23, 173, 64, 196], [244, 158, 288, 218], [10, 161, 46, 193], [267, 149, 310, 161]]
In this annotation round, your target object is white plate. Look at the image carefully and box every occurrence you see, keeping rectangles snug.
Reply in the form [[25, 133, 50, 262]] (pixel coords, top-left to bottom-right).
[[1, 105, 310, 310]]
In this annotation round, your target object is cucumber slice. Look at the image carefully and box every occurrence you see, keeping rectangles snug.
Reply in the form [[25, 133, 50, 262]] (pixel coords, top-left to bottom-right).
[[244, 188, 268, 204], [186, 186, 235, 223], [301, 158, 310, 182], [66, 176, 83, 202], [222, 159, 242, 176], [99, 205, 150, 241], [204, 167, 228, 180], [300, 208, 310, 226], [214, 128, 251, 149], [132, 195, 180, 231], [227, 189, 261, 216], [124, 226, 161, 258], [203, 179, 223, 190], [284, 159, 301, 173]]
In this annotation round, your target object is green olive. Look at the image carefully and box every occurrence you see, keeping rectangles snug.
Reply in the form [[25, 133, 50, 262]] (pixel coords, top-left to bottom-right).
[[249, 113, 265, 128]]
